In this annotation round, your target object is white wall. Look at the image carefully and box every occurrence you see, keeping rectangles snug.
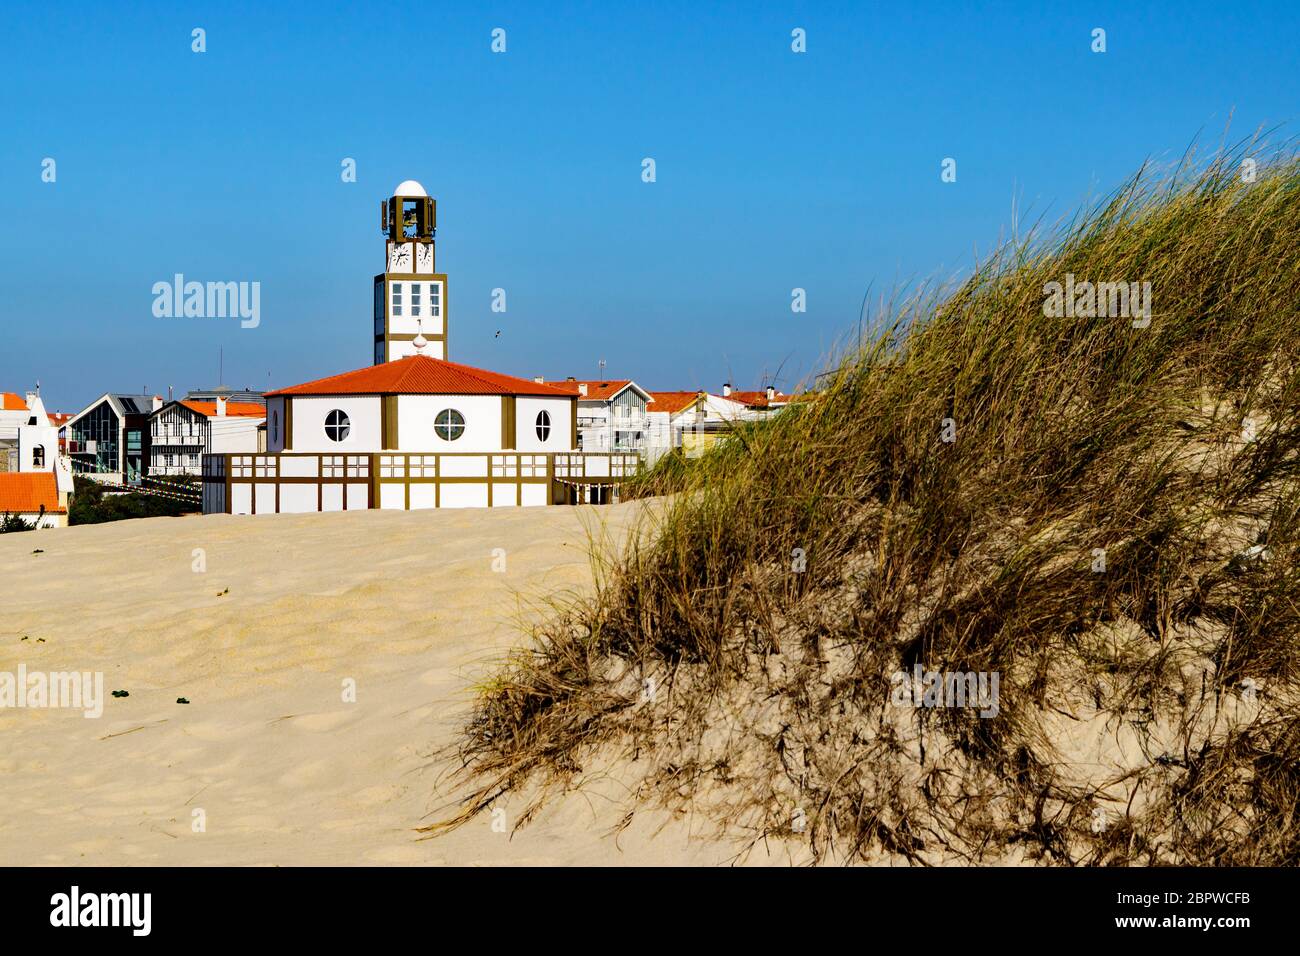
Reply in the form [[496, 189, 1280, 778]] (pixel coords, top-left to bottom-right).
[[388, 339, 447, 361], [521, 483, 548, 507], [386, 279, 445, 336], [209, 416, 263, 454], [514, 396, 575, 452], [396, 394, 502, 452], [11, 510, 65, 529], [704, 393, 753, 421], [0, 410, 30, 442], [280, 484, 317, 513], [17, 423, 57, 472], [288, 396, 382, 453], [440, 483, 488, 508]]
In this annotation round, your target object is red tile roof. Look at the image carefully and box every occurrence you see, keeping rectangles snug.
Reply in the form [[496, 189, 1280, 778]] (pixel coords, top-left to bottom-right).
[[267, 355, 576, 398], [547, 379, 634, 400], [647, 391, 706, 414], [47, 413, 74, 427], [2, 392, 28, 411], [0, 473, 65, 515], [179, 400, 266, 418], [728, 390, 792, 409]]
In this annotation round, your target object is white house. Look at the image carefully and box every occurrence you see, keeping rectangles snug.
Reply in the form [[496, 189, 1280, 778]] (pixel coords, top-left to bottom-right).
[[150, 397, 265, 476], [1, 390, 49, 472], [541, 379, 665, 459], [644, 389, 751, 457], [202, 180, 639, 515], [0, 389, 72, 527], [720, 383, 793, 420]]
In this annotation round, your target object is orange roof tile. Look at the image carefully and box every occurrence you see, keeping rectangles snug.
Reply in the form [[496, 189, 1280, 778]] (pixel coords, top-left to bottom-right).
[[179, 401, 266, 418], [267, 355, 575, 398], [547, 379, 635, 400], [2, 392, 28, 411], [0, 473, 65, 515], [647, 391, 706, 414], [728, 390, 792, 409]]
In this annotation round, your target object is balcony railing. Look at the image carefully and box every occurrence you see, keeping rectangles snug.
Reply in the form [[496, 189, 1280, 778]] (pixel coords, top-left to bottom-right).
[[153, 433, 205, 446]]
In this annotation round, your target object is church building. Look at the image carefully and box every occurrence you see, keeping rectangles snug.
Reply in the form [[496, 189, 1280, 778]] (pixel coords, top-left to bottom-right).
[[202, 181, 637, 515]]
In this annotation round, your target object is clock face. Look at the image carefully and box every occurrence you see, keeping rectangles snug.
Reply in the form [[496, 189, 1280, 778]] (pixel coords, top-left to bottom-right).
[[416, 243, 433, 273], [387, 242, 412, 271]]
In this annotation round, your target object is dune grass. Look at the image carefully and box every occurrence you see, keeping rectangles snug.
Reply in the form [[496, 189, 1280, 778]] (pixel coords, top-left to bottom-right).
[[434, 146, 1300, 865]]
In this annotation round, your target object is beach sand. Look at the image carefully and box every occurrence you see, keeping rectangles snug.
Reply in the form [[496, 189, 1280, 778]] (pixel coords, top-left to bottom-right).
[[0, 504, 783, 866]]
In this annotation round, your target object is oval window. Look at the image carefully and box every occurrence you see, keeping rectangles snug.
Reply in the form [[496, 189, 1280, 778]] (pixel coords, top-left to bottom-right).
[[271, 411, 279, 444], [324, 409, 350, 442], [435, 408, 465, 441], [535, 410, 551, 442]]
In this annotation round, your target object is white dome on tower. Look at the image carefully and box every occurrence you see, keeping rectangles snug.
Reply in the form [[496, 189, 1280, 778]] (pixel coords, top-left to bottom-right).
[[393, 179, 427, 197]]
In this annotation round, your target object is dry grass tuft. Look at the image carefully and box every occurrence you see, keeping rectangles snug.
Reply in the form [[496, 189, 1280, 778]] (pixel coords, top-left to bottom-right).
[[430, 145, 1300, 865]]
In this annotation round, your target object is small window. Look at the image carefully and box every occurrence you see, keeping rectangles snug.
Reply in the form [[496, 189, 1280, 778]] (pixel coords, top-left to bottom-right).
[[535, 410, 551, 442], [434, 408, 465, 441], [271, 411, 279, 444], [391, 283, 403, 316], [411, 283, 423, 316], [325, 409, 351, 442], [32, 445, 45, 467], [430, 282, 441, 316]]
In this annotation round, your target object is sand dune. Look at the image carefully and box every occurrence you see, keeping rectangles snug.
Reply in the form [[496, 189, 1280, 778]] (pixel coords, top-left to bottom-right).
[[0, 505, 784, 866]]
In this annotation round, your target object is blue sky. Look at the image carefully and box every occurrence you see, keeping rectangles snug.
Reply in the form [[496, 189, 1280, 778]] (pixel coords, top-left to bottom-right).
[[2, 1, 1298, 411]]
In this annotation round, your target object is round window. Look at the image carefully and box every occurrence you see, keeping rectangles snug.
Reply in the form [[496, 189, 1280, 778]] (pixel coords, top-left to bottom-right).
[[535, 410, 551, 442], [435, 408, 465, 441], [324, 409, 350, 442]]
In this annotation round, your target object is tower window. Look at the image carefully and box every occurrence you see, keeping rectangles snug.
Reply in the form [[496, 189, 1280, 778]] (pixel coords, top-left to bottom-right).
[[535, 410, 551, 442], [391, 283, 403, 316], [325, 409, 351, 442], [271, 411, 278, 444], [434, 408, 465, 441], [430, 282, 441, 317], [401, 200, 420, 239], [32, 444, 45, 467], [411, 283, 423, 316]]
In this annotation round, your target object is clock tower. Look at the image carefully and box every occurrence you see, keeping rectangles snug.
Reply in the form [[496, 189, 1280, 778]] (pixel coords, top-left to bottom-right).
[[373, 180, 447, 363]]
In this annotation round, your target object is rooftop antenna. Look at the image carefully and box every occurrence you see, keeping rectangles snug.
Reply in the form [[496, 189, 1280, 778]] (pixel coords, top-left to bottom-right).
[[598, 358, 606, 383]]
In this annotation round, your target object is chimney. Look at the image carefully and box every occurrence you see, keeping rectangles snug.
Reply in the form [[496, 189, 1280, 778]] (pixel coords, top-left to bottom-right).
[[765, 385, 776, 402], [215, 396, 227, 417], [566, 376, 576, 382], [722, 383, 731, 397], [152, 395, 163, 411], [533, 376, 544, 384], [578, 383, 588, 397], [25, 391, 37, 408]]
